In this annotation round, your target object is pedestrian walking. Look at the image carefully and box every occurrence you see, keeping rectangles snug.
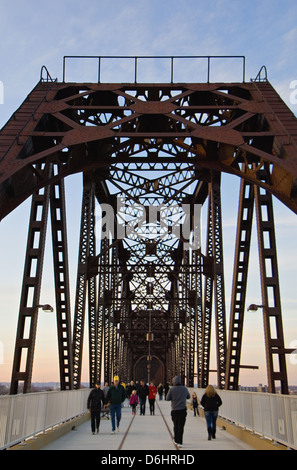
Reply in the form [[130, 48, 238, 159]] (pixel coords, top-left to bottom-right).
[[157, 383, 164, 400], [87, 381, 105, 435], [164, 382, 170, 397], [103, 381, 110, 398], [191, 392, 200, 416], [105, 375, 126, 434], [138, 380, 149, 415], [129, 389, 139, 414], [166, 376, 190, 448], [200, 385, 222, 440], [127, 380, 137, 398], [148, 382, 157, 415]]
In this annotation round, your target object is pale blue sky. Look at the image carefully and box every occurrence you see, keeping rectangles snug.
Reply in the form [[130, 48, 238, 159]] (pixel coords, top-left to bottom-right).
[[0, 0, 297, 386]]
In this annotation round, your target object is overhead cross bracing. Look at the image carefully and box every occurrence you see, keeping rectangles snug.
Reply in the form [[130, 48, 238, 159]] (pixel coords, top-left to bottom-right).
[[1, 61, 297, 395]]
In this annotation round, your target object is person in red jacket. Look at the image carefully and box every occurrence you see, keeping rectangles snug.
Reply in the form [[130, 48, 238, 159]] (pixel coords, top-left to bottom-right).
[[148, 382, 157, 415]]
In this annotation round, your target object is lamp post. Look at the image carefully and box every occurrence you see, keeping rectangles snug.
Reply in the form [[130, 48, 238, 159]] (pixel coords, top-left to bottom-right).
[[146, 303, 154, 383], [247, 303, 294, 394]]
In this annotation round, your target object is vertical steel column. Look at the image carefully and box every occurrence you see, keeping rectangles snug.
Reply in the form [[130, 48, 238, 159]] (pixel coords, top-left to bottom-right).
[[119, 266, 131, 381], [179, 262, 186, 382], [87, 191, 97, 387], [127, 346, 133, 383], [171, 276, 181, 379], [72, 174, 97, 389], [184, 249, 196, 387], [50, 173, 73, 390], [211, 172, 227, 389], [183, 250, 191, 386], [200, 192, 214, 388], [255, 171, 289, 394], [170, 274, 179, 379], [225, 177, 254, 390], [110, 243, 119, 377], [201, 172, 227, 389], [192, 250, 203, 388], [97, 238, 109, 385], [103, 284, 112, 383], [10, 169, 51, 394], [180, 320, 186, 383]]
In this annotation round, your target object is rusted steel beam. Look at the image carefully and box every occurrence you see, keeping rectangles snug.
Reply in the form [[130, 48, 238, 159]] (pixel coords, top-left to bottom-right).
[[255, 169, 289, 395], [225, 175, 254, 390], [10, 165, 51, 394], [1, 81, 297, 219]]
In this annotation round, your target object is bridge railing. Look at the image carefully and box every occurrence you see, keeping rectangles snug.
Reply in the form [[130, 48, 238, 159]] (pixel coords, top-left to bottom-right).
[[1, 387, 296, 449], [62, 55, 246, 84], [191, 388, 297, 449], [0, 388, 91, 450]]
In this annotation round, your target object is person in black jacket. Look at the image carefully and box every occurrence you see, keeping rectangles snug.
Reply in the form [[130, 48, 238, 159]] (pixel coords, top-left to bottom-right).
[[127, 380, 137, 398], [138, 380, 149, 415], [105, 375, 126, 433], [200, 385, 222, 440], [87, 381, 105, 434]]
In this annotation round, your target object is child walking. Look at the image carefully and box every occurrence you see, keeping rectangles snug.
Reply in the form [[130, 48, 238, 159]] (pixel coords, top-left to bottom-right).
[[129, 389, 139, 415], [191, 392, 200, 416]]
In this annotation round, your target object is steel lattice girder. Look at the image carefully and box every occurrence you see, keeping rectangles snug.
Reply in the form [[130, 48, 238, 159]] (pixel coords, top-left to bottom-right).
[[2, 78, 296, 392], [1, 81, 297, 219]]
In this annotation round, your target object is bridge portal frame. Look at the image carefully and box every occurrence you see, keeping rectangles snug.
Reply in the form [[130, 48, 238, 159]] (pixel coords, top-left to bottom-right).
[[1, 60, 296, 394]]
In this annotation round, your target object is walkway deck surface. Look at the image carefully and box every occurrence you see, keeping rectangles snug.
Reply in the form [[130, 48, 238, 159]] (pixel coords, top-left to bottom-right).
[[41, 399, 253, 451]]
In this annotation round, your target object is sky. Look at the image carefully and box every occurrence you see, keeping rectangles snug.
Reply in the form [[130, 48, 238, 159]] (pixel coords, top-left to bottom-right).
[[0, 0, 297, 388]]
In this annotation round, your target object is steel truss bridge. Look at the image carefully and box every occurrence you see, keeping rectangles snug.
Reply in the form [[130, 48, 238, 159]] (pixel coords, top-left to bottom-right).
[[1, 57, 296, 396]]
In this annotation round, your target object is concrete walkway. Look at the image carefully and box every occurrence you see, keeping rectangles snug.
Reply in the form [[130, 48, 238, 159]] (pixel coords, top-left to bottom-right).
[[41, 399, 253, 451]]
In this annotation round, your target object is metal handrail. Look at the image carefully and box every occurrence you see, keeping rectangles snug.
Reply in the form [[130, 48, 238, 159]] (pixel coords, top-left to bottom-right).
[[62, 55, 246, 83], [251, 65, 268, 82], [40, 65, 56, 83]]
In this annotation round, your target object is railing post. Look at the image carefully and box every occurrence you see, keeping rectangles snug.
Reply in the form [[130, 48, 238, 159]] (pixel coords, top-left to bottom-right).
[[134, 57, 138, 83], [63, 56, 66, 82], [242, 56, 246, 82], [98, 57, 101, 83]]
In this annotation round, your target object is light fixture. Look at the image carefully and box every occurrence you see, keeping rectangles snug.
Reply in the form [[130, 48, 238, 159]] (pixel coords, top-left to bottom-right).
[[247, 304, 264, 312], [37, 304, 54, 312], [146, 332, 154, 341]]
